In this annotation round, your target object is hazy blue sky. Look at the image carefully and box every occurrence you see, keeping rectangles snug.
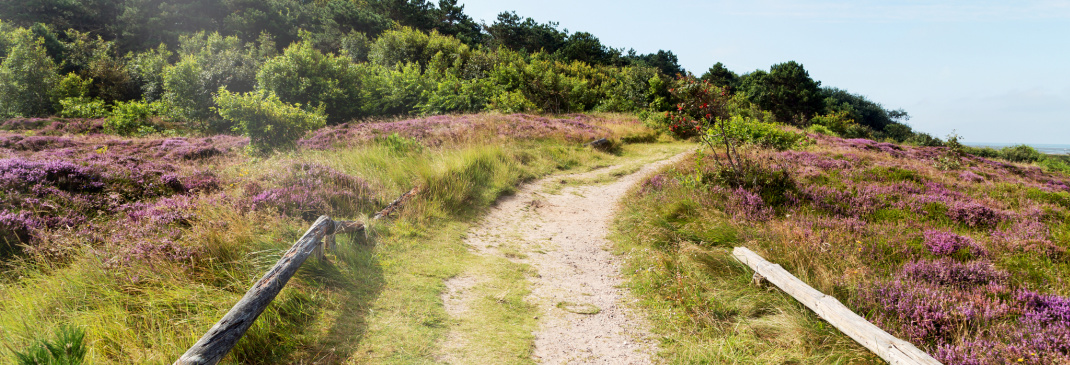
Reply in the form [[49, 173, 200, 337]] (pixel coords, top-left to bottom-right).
[[457, 0, 1070, 145]]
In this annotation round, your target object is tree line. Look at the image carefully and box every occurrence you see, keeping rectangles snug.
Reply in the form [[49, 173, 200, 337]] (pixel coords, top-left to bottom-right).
[[0, 0, 934, 148]]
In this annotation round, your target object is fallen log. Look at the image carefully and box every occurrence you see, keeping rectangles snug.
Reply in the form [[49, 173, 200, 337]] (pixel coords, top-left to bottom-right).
[[732, 247, 941, 365]]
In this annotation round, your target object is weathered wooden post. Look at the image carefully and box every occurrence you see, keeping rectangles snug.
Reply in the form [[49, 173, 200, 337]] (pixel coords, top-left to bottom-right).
[[174, 216, 334, 365]]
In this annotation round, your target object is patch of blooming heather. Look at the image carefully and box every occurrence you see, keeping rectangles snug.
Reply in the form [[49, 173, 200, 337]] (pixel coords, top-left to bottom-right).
[[959, 170, 985, 183], [641, 174, 675, 193], [946, 201, 1003, 227], [899, 259, 1008, 288], [727, 132, 1070, 364], [298, 114, 609, 150], [0, 135, 81, 151], [0, 152, 223, 248], [922, 230, 987, 256], [249, 162, 374, 221], [854, 279, 1014, 345], [990, 218, 1063, 256], [721, 187, 773, 221]]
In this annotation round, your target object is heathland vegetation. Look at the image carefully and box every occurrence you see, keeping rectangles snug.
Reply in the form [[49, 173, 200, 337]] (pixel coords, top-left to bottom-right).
[[1, 1, 1069, 364]]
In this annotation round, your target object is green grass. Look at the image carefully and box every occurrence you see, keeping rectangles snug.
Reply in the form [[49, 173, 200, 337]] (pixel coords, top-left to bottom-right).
[[0, 114, 690, 364], [609, 157, 881, 364]]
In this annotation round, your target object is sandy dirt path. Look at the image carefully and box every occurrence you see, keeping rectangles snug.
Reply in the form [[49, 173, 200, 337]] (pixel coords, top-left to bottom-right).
[[441, 150, 691, 364]]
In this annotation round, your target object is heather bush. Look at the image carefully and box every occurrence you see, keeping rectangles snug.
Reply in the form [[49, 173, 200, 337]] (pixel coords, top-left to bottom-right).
[[923, 230, 986, 256], [214, 89, 326, 150], [899, 259, 1007, 288], [250, 162, 373, 221], [946, 201, 1002, 227]]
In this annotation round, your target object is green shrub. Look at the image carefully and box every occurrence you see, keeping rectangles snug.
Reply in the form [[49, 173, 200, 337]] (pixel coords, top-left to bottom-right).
[[214, 89, 326, 150], [257, 41, 365, 124], [721, 116, 803, 151], [0, 28, 59, 117], [1000, 144, 1043, 163], [488, 90, 537, 113], [59, 97, 109, 118], [1039, 155, 1070, 175], [964, 146, 1001, 159], [54, 72, 92, 100], [104, 100, 160, 136], [359, 62, 431, 116], [806, 124, 837, 137], [368, 27, 470, 69], [417, 73, 493, 114], [163, 32, 266, 131], [13, 325, 85, 365], [127, 44, 173, 102], [377, 132, 423, 155]]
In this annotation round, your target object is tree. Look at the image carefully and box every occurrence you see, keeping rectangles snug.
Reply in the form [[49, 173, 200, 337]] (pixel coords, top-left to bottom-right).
[[556, 32, 617, 66], [624, 49, 683, 77], [822, 87, 909, 132], [701, 62, 739, 91], [256, 41, 366, 124], [0, 29, 59, 117], [215, 88, 326, 150], [434, 0, 483, 45], [485, 11, 567, 54], [741, 61, 822, 125]]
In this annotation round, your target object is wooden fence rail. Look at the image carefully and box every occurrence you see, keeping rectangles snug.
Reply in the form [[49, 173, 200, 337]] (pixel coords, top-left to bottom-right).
[[732, 247, 941, 365], [174, 187, 418, 365]]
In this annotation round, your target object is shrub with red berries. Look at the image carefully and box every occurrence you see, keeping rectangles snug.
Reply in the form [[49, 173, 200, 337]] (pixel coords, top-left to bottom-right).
[[663, 75, 731, 138]]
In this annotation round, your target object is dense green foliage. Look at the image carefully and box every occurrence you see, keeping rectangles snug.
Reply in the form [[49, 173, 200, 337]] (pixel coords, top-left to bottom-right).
[[214, 89, 326, 150], [0, 0, 932, 147]]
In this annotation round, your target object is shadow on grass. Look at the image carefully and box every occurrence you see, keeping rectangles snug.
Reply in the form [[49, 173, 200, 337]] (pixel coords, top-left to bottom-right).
[[299, 234, 385, 364]]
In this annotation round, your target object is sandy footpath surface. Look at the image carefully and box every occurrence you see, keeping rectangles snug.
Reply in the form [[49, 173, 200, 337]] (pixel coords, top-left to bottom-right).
[[441, 151, 691, 364]]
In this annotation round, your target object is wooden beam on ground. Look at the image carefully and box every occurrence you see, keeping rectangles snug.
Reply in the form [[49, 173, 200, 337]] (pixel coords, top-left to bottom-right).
[[731, 247, 942, 365]]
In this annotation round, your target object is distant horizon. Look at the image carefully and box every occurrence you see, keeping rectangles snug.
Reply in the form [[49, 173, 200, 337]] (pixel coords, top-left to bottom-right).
[[458, 0, 1070, 145]]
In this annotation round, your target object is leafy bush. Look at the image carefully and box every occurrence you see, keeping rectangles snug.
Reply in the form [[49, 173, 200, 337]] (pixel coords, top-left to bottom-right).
[[721, 116, 803, 151], [810, 110, 869, 138], [214, 89, 326, 150], [162, 33, 266, 131], [0, 29, 59, 117], [368, 27, 470, 69], [257, 41, 365, 124], [359, 62, 431, 116], [54, 72, 92, 100], [127, 44, 174, 102], [104, 100, 160, 136], [59, 97, 109, 118], [964, 145, 1001, 159], [1000, 144, 1043, 163], [417, 73, 493, 114]]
